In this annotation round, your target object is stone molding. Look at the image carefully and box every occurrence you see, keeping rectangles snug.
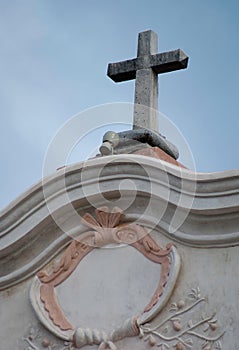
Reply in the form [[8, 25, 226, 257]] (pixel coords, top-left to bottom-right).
[[1, 154, 239, 290]]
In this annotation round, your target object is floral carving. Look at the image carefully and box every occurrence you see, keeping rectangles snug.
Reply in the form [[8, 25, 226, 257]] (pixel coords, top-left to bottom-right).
[[139, 287, 225, 349], [23, 326, 74, 350]]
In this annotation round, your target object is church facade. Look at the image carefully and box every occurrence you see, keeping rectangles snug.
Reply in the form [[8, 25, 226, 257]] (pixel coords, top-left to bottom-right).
[[0, 30, 238, 350]]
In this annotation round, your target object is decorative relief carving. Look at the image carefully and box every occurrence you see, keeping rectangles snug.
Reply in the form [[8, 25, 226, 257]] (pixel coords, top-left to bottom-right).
[[37, 240, 93, 332], [23, 326, 73, 350], [29, 207, 224, 350], [30, 207, 180, 349], [139, 287, 225, 349]]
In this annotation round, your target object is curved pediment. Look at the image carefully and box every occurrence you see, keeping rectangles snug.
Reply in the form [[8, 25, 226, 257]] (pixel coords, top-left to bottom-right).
[[1, 154, 239, 290]]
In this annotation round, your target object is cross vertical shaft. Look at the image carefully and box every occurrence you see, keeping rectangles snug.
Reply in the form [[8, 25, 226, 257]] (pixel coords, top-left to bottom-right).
[[134, 31, 159, 131]]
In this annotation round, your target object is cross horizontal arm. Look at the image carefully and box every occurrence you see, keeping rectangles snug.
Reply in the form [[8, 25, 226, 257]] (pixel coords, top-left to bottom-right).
[[107, 58, 138, 82], [107, 49, 188, 83], [151, 49, 188, 74]]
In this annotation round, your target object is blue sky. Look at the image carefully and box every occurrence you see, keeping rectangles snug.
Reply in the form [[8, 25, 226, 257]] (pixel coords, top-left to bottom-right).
[[1, 0, 239, 209]]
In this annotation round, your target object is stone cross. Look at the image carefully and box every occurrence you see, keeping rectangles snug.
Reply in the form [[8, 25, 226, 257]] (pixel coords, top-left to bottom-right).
[[107, 30, 188, 131]]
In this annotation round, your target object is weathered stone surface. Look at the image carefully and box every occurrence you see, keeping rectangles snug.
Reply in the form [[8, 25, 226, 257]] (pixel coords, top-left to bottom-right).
[[116, 128, 179, 159], [133, 147, 185, 168], [108, 49, 188, 81], [107, 30, 188, 131]]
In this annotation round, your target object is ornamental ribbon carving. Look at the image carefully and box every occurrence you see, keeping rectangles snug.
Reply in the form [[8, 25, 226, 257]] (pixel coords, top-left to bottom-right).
[[30, 207, 180, 349]]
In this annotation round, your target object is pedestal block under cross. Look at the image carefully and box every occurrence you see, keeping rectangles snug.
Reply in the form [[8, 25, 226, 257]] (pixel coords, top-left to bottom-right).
[[107, 30, 188, 132]]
